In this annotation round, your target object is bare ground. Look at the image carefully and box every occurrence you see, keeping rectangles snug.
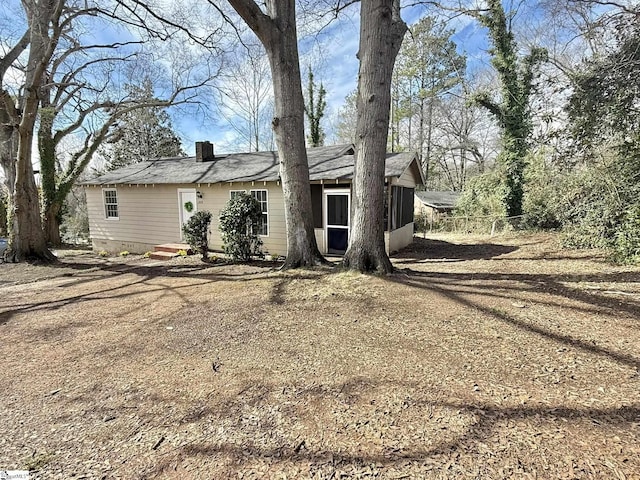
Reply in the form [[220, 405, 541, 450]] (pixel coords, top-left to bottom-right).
[[0, 233, 639, 479]]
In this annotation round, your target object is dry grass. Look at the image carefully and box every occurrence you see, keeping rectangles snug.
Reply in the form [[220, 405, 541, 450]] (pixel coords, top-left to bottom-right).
[[0, 233, 639, 479]]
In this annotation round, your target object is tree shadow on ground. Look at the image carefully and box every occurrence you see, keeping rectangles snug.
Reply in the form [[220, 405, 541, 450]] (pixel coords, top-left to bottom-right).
[[394, 237, 519, 263], [130, 376, 640, 479], [0, 259, 336, 326], [387, 268, 640, 369]]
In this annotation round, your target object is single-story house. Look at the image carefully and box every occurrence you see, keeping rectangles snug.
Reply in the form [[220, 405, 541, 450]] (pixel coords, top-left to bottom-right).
[[414, 190, 460, 224], [83, 142, 424, 256]]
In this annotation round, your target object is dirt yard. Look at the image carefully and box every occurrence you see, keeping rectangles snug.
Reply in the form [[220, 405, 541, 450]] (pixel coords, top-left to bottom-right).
[[1, 233, 639, 479]]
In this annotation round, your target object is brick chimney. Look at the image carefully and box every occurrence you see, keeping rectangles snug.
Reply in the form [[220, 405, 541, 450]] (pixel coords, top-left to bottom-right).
[[195, 141, 214, 162]]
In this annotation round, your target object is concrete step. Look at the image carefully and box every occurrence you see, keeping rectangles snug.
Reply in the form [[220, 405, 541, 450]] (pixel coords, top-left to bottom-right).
[[149, 251, 179, 261], [154, 243, 193, 254]]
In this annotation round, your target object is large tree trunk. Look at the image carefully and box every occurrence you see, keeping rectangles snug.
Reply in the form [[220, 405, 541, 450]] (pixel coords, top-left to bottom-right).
[[227, 0, 326, 268], [5, 0, 58, 263], [7, 131, 54, 262], [0, 108, 17, 218], [7, 97, 55, 261], [343, 0, 406, 274], [44, 203, 62, 246]]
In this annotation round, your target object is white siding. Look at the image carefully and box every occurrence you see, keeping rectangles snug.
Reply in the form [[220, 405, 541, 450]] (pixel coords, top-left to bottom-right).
[[86, 184, 182, 252], [200, 181, 287, 256], [86, 181, 288, 255], [385, 222, 414, 254]]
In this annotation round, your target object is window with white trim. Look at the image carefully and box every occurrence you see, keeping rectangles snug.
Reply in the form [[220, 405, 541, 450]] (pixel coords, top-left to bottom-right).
[[103, 188, 119, 219], [250, 189, 268, 236], [230, 190, 246, 199]]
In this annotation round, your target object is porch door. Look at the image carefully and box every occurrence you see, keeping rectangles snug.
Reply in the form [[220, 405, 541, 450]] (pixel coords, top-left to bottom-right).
[[178, 188, 197, 239], [325, 190, 350, 255]]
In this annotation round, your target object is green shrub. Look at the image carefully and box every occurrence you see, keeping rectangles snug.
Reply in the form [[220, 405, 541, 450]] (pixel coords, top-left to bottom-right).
[[559, 162, 626, 250], [182, 210, 212, 259], [521, 152, 562, 230], [454, 171, 507, 232], [456, 170, 506, 219], [219, 193, 263, 262], [613, 204, 640, 264]]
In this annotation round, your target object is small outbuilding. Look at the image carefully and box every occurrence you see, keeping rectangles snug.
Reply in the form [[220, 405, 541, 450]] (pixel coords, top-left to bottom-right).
[[414, 190, 460, 226], [83, 142, 424, 256]]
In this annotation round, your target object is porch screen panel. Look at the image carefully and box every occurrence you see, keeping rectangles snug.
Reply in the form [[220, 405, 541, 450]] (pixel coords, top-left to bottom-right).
[[390, 186, 415, 231], [311, 184, 323, 228], [327, 195, 348, 226], [402, 187, 414, 226]]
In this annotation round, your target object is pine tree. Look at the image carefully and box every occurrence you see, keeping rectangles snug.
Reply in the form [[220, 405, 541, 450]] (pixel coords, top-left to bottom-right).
[[393, 16, 466, 177], [104, 78, 184, 171]]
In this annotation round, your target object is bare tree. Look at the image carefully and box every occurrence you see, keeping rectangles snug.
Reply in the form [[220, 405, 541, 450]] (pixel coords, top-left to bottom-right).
[[215, 43, 274, 152], [2, 0, 220, 258], [428, 75, 499, 191], [343, 0, 407, 273]]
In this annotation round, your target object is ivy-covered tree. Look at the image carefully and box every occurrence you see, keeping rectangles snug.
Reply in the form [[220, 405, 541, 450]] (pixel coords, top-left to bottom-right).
[[0, 185, 7, 236], [468, 0, 547, 219], [304, 67, 327, 147], [103, 78, 184, 171]]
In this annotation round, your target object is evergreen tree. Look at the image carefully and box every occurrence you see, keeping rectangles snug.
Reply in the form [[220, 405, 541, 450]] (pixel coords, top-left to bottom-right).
[[392, 16, 466, 177], [560, 16, 640, 261], [304, 68, 327, 147], [568, 17, 640, 157], [103, 78, 184, 170]]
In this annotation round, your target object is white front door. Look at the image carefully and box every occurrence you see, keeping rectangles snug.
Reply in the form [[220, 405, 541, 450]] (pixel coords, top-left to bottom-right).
[[178, 188, 198, 239]]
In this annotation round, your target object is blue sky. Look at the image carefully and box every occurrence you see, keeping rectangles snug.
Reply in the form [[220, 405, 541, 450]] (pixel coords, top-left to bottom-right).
[[1, 0, 491, 159], [174, 3, 491, 155]]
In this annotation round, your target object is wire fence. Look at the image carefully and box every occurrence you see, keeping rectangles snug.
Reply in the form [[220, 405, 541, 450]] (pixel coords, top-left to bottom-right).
[[415, 214, 526, 236]]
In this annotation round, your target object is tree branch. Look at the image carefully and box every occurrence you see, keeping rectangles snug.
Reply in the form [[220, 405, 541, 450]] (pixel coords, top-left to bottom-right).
[[225, 0, 274, 44], [0, 29, 30, 78]]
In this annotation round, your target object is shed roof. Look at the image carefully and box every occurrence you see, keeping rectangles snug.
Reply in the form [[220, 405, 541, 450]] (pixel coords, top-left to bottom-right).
[[415, 191, 460, 209], [83, 144, 421, 186]]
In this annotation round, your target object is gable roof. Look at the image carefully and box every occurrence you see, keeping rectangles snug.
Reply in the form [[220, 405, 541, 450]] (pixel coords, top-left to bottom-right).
[[83, 144, 422, 186], [415, 191, 460, 209]]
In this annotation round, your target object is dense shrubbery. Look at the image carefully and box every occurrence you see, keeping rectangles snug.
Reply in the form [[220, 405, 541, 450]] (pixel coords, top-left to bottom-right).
[[218, 193, 263, 262], [455, 170, 506, 220], [521, 153, 562, 230], [557, 153, 640, 259], [614, 204, 640, 264], [182, 210, 213, 259]]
